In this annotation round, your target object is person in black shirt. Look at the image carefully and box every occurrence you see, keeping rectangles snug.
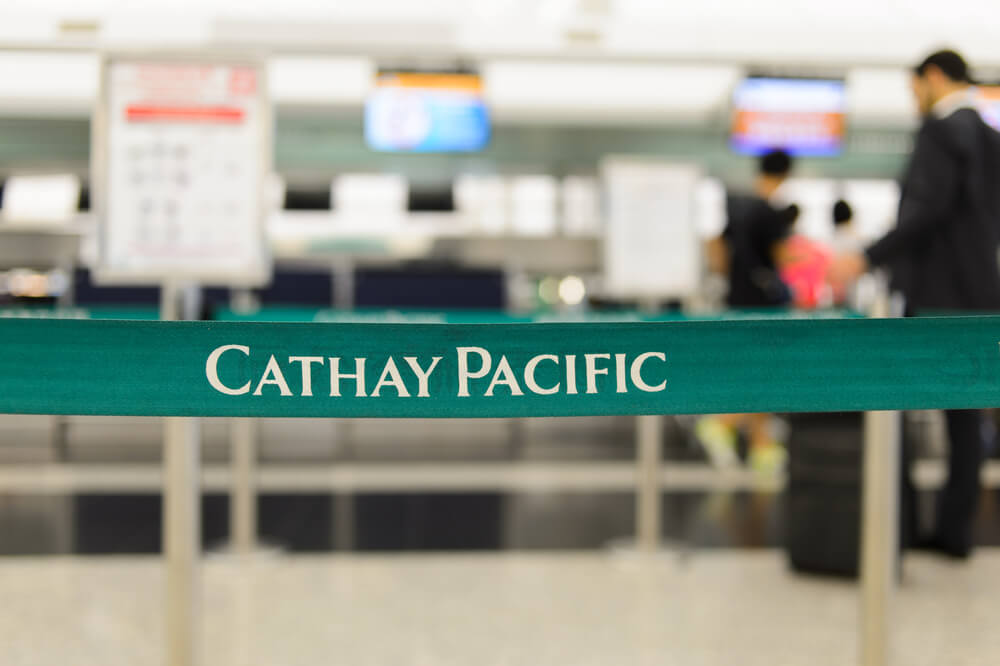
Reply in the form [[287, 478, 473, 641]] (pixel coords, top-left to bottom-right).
[[831, 49, 1000, 558], [710, 149, 798, 307], [699, 150, 798, 473]]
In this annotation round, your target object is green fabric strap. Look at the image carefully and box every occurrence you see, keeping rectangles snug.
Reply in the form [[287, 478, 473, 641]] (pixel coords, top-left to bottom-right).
[[213, 306, 861, 324], [0, 316, 998, 417]]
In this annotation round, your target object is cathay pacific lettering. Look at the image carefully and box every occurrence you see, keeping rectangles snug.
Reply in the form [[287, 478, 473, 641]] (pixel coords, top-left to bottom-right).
[[205, 345, 666, 398], [454, 347, 666, 396]]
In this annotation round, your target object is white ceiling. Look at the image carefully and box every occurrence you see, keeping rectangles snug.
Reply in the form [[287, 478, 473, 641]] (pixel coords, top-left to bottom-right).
[[0, 0, 998, 69], [482, 62, 741, 123], [0, 51, 922, 126], [1, 1, 990, 124]]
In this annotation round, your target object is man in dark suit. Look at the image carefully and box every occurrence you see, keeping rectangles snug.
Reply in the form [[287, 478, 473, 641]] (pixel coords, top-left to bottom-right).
[[831, 49, 1000, 558]]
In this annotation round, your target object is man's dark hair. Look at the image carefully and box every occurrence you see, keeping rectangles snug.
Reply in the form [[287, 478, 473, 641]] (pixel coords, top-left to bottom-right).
[[759, 149, 793, 177], [833, 199, 853, 226], [914, 49, 972, 83]]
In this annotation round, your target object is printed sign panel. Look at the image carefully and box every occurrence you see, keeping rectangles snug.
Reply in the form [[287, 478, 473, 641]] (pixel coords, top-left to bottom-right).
[[94, 55, 271, 285], [602, 159, 702, 301]]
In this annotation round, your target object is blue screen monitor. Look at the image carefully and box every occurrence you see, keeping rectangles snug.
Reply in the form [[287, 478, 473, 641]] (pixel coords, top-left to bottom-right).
[[365, 71, 490, 153]]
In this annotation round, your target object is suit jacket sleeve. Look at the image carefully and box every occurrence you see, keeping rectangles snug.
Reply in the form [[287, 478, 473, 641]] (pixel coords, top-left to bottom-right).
[[865, 122, 962, 266]]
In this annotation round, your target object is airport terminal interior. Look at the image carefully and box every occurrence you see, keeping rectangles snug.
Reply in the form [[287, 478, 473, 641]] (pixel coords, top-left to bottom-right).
[[2, 1, 1000, 664]]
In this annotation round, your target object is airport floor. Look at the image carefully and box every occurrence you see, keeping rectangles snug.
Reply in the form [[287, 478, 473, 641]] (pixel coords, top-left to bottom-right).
[[1, 549, 998, 666]]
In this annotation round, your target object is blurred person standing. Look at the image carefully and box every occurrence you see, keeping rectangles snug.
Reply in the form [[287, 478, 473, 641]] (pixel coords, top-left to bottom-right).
[[810, 199, 860, 305], [781, 199, 864, 308], [699, 149, 798, 473], [830, 199, 862, 254], [706, 149, 798, 308], [831, 49, 1000, 558]]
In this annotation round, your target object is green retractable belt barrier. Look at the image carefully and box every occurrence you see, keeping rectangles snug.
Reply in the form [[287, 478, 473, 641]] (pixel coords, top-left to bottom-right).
[[0, 306, 160, 320], [0, 315, 999, 417], [213, 306, 861, 324]]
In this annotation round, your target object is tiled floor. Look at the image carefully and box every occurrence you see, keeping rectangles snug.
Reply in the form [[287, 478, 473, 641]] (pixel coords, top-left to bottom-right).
[[1, 549, 998, 665]]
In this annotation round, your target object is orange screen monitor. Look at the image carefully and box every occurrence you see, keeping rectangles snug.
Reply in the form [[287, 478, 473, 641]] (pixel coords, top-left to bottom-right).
[[731, 77, 846, 157]]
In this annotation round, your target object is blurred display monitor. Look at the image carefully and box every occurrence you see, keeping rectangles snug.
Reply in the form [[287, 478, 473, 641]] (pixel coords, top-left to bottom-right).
[[453, 175, 506, 234], [561, 176, 601, 237], [509, 175, 557, 237], [731, 77, 846, 157], [333, 173, 408, 212], [1, 174, 80, 224], [365, 70, 490, 153], [977, 85, 1000, 131], [332, 173, 408, 233]]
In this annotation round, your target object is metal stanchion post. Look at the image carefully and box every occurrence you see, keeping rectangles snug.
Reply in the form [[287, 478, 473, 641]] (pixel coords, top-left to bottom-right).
[[162, 283, 201, 666], [332, 260, 355, 310], [860, 278, 900, 666], [330, 265, 355, 552], [164, 415, 201, 666], [861, 409, 900, 666], [228, 288, 259, 556], [230, 418, 257, 555], [636, 413, 663, 553], [333, 492, 356, 552]]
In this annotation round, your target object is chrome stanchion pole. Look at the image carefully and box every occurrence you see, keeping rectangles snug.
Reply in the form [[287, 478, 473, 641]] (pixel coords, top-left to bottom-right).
[[636, 413, 663, 553], [228, 288, 259, 557], [860, 278, 900, 666], [230, 417, 258, 555], [164, 415, 201, 666], [162, 283, 201, 666]]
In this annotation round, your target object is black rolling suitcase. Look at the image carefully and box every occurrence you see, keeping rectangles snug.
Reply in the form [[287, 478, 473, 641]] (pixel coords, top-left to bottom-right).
[[784, 412, 867, 577]]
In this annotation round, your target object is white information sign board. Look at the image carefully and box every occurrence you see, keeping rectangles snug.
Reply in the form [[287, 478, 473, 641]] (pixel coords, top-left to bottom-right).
[[94, 54, 270, 285], [601, 159, 702, 300]]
